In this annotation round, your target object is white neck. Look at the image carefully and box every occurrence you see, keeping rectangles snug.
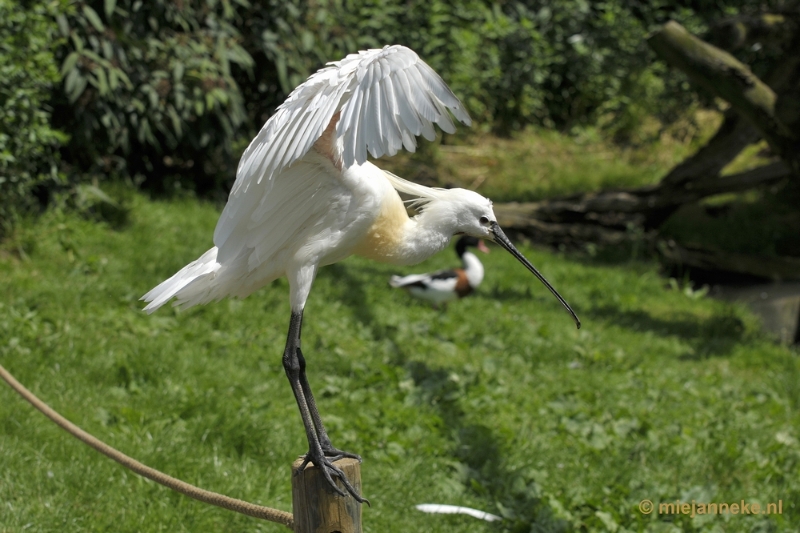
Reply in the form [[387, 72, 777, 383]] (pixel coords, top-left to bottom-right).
[[351, 184, 466, 266], [391, 210, 455, 265], [461, 251, 484, 287]]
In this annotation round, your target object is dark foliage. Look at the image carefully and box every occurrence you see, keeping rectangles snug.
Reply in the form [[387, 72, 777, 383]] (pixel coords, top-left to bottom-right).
[[0, 0, 68, 233], [52, 0, 253, 195], [4, 0, 789, 225]]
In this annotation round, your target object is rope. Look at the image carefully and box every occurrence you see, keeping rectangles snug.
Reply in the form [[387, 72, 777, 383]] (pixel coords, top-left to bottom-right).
[[0, 363, 294, 530]]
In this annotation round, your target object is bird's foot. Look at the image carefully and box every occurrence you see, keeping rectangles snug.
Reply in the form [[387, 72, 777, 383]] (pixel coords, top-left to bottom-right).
[[297, 448, 368, 504], [322, 443, 362, 463]]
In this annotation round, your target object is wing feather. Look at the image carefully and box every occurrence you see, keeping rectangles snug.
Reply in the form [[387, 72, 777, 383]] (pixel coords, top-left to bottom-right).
[[230, 45, 471, 198], [341, 86, 364, 167], [420, 116, 436, 142], [272, 109, 308, 176], [354, 85, 369, 165], [403, 67, 438, 122], [401, 129, 416, 152], [379, 78, 401, 156], [431, 97, 456, 133], [214, 152, 354, 289], [287, 110, 316, 162], [393, 70, 423, 135], [368, 80, 383, 154]]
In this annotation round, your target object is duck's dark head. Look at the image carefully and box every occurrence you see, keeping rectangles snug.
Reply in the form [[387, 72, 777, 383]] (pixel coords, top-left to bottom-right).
[[455, 235, 490, 257]]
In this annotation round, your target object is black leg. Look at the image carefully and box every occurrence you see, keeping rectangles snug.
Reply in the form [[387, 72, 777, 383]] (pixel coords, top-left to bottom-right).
[[283, 310, 366, 503], [295, 347, 362, 462]]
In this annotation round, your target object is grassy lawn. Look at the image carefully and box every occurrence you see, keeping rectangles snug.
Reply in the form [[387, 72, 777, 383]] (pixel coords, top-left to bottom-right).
[[1, 118, 797, 532], [1, 184, 798, 533]]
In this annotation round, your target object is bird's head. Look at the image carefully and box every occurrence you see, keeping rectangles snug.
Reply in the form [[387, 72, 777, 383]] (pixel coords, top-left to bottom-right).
[[442, 188, 496, 240], [443, 188, 581, 329]]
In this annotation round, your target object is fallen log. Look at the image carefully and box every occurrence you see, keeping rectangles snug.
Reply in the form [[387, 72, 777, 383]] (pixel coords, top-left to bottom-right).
[[494, 161, 791, 232]]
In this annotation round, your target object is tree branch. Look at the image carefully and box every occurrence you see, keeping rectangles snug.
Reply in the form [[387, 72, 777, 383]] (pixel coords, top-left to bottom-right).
[[494, 161, 790, 238], [659, 241, 800, 281], [648, 20, 799, 168], [708, 13, 798, 51], [659, 109, 760, 188], [685, 161, 790, 195]]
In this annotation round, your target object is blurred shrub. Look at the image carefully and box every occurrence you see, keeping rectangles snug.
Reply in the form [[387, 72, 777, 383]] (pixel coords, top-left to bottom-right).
[[53, 0, 253, 194], [240, 0, 754, 132], [47, 0, 778, 198], [0, 0, 68, 235]]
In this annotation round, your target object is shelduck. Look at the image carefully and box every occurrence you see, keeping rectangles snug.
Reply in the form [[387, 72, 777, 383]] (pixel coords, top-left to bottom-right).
[[389, 236, 489, 306]]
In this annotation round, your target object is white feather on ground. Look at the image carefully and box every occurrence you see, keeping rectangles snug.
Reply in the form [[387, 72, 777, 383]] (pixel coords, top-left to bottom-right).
[[415, 504, 502, 522]]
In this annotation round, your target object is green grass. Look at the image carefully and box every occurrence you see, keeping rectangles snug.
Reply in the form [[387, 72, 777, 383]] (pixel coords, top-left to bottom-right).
[[1, 188, 799, 533]]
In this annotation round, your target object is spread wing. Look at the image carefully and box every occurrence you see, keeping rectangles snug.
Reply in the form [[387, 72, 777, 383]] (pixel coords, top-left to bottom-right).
[[211, 153, 365, 299], [227, 45, 471, 202], [141, 153, 356, 312]]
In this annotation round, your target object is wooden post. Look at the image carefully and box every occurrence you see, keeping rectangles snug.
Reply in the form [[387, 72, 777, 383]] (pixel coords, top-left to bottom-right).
[[291, 458, 362, 533]]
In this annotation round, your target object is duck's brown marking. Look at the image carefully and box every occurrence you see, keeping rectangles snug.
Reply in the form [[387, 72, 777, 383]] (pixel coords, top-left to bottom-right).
[[454, 269, 473, 298]]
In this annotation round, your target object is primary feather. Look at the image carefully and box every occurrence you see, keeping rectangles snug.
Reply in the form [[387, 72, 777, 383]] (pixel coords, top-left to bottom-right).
[[228, 45, 470, 199]]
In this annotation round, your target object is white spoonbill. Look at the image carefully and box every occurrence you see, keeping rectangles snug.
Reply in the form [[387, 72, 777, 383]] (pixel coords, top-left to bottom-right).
[[142, 45, 580, 502]]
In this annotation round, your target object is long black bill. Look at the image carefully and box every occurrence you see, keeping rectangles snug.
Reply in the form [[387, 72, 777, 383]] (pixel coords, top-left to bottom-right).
[[490, 222, 581, 329]]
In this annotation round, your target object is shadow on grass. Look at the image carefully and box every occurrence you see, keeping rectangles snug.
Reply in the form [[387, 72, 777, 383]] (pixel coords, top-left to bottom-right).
[[322, 263, 569, 531], [321, 262, 381, 328], [587, 305, 746, 359], [484, 284, 556, 304], [402, 359, 570, 532]]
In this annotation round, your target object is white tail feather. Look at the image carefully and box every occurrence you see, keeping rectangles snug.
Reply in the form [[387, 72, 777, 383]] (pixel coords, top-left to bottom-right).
[[141, 247, 221, 313], [389, 273, 427, 288]]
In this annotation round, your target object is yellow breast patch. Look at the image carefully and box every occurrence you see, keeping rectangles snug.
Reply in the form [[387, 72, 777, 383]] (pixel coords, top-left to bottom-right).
[[352, 191, 409, 263]]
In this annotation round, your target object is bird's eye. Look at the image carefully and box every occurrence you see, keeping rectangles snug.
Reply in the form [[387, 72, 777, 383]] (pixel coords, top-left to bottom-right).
[[479, 216, 490, 225]]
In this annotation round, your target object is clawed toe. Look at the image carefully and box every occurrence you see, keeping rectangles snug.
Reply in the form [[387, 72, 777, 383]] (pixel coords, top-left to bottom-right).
[[297, 451, 368, 503], [323, 446, 362, 463]]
